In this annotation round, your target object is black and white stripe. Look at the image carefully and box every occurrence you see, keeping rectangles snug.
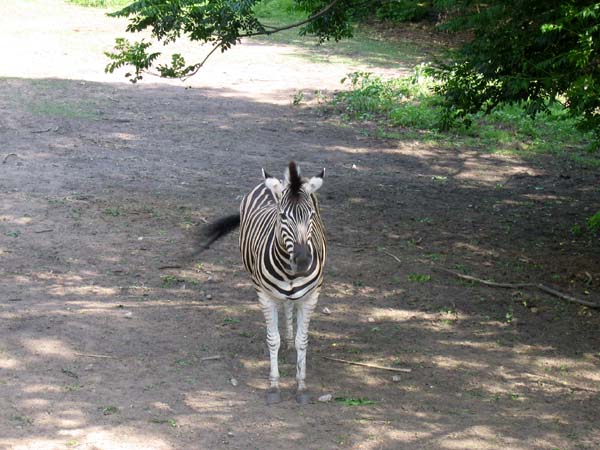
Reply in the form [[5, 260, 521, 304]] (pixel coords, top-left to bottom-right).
[[239, 182, 326, 300], [202, 161, 326, 404]]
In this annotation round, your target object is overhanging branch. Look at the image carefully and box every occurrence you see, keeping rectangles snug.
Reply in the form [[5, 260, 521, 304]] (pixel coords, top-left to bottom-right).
[[241, 0, 343, 38], [111, 0, 345, 81]]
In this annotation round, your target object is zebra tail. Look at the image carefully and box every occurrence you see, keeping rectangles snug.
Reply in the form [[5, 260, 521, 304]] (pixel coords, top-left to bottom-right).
[[198, 214, 241, 252]]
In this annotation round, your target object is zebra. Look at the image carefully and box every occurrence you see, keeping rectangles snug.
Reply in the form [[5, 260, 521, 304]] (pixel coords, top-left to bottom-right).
[[202, 161, 326, 404]]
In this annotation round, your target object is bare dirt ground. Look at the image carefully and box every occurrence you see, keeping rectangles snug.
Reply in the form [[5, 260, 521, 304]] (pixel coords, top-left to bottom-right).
[[1, 1, 599, 449]]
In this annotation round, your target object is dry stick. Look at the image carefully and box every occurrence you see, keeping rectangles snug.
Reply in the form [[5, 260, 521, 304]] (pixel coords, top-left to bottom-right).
[[74, 352, 118, 359], [435, 267, 600, 309], [381, 250, 402, 264], [158, 265, 182, 270], [323, 356, 412, 373], [536, 284, 599, 309], [435, 267, 531, 289], [200, 355, 223, 362], [2, 153, 18, 164]]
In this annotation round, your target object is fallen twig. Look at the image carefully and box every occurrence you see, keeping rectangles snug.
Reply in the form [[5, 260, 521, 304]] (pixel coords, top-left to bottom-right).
[[323, 356, 412, 373], [536, 284, 599, 309], [74, 352, 118, 359], [434, 267, 600, 309], [200, 355, 223, 361], [435, 267, 531, 289], [381, 250, 402, 264], [158, 265, 182, 270], [34, 229, 54, 234], [2, 153, 18, 164]]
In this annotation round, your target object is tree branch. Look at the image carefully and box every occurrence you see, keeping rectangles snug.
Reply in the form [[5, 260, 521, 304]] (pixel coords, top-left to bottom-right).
[[180, 42, 224, 81], [241, 0, 344, 38], [434, 267, 600, 309], [110, 0, 345, 82]]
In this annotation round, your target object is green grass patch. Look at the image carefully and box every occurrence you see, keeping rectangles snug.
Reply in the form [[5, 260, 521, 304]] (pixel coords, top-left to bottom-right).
[[150, 418, 178, 427], [253, 0, 306, 24], [65, 0, 130, 7], [587, 211, 600, 233], [331, 67, 599, 167], [252, 0, 431, 68], [335, 397, 376, 406], [100, 405, 118, 415], [161, 275, 178, 287], [223, 317, 241, 325], [175, 358, 191, 367], [408, 273, 431, 282], [29, 99, 100, 120], [103, 207, 122, 217]]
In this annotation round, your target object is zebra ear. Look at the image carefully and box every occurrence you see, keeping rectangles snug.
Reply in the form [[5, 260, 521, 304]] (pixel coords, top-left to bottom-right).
[[263, 168, 283, 199], [303, 168, 325, 194]]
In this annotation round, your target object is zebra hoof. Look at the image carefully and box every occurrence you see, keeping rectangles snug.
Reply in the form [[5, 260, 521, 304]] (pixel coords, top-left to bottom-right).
[[266, 388, 281, 405], [296, 390, 310, 405]]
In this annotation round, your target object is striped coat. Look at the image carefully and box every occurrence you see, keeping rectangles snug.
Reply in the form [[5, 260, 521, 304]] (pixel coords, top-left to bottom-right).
[[201, 161, 326, 404], [239, 182, 326, 301]]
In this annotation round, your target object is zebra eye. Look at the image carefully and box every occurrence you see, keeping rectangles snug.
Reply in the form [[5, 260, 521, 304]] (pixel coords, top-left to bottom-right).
[[279, 212, 286, 220]]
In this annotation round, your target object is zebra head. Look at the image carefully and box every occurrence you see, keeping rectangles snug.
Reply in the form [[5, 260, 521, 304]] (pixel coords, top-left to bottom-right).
[[262, 161, 324, 276]]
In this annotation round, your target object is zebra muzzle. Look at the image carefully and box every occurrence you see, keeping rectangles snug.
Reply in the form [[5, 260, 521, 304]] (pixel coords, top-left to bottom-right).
[[292, 243, 311, 275]]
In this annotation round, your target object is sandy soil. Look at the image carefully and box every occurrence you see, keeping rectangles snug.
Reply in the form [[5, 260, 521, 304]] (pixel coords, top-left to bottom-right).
[[1, 1, 599, 449]]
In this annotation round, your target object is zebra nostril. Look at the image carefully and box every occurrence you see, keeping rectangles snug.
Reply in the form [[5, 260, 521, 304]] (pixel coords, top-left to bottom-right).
[[293, 243, 311, 272], [296, 256, 309, 268]]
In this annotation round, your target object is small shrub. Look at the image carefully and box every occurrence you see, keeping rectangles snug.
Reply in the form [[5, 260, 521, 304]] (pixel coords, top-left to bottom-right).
[[375, 0, 432, 22], [333, 65, 442, 128], [67, 0, 130, 7], [408, 273, 431, 282], [335, 397, 376, 406], [330, 65, 598, 166], [588, 211, 600, 234]]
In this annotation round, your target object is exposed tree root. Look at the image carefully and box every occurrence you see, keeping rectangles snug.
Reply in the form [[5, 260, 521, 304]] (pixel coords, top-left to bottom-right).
[[435, 267, 600, 309]]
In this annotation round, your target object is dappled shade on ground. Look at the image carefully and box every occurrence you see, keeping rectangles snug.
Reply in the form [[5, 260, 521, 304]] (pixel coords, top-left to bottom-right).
[[1, 1, 599, 449]]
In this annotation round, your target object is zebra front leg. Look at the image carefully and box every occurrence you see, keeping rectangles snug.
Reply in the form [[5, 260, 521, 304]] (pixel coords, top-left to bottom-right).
[[258, 293, 281, 404], [295, 292, 319, 404]]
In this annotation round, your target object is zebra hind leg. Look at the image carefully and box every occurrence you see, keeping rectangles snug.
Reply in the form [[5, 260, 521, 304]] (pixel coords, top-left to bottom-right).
[[258, 293, 281, 404], [282, 299, 296, 364], [295, 292, 319, 404]]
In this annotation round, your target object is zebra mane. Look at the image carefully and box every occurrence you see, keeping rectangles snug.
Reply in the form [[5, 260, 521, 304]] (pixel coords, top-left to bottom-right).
[[287, 161, 303, 199]]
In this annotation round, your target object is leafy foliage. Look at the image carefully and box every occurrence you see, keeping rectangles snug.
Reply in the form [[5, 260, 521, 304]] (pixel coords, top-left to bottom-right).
[[588, 211, 600, 234], [433, 1, 600, 146], [103, 0, 600, 147], [348, 0, 437, 23], [104, 38, 160, 83], [66, 0, 130, 6], [334, 396, 376, 406], [332, 66, 441, 126], [331, 68, 598, 167], [104, 0, 353, 82]]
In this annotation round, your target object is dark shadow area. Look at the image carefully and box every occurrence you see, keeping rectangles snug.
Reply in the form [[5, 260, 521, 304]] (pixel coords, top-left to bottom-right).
[[1, 77, 599, 450]]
